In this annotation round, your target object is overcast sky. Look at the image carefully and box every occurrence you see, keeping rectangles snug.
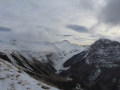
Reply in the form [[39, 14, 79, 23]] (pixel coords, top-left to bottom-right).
[[0, 0, 120, 45]]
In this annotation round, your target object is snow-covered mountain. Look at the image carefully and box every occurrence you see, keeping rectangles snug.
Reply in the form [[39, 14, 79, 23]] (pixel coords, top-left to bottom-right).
[[2, 38, 120, 90], [60, 38, 120, 90], [0, 39, 88, 90], [0, 39, 87, 73], [3, 38, 120, 90]]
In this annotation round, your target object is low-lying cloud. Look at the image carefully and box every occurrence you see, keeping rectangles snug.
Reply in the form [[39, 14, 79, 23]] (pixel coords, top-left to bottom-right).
[[0, 27, 11, 32], [64, 35, 72, 37]]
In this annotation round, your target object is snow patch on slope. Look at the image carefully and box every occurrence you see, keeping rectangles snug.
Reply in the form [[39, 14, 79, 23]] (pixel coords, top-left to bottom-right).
[[0, 59, 58, 90]]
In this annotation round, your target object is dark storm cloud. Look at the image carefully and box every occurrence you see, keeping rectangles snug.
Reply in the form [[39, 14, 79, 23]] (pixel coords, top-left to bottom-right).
[[66, 25, 89, 33], [64, 35, 72, 37], [99, 0, 120, 25], [0, 27, 11, 32]]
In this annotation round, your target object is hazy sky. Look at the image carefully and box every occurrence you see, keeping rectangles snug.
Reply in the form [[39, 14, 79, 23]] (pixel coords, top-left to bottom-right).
[[0, 0, 120, 45]]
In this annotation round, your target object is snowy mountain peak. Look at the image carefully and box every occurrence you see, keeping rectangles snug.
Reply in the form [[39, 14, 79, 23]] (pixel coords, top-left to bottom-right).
[[59, 40, 70, 44], [93, 38, 111, 46], [93, 38, 120, 47], [98, 38, 110, 41], [86, 38, 120, 67]]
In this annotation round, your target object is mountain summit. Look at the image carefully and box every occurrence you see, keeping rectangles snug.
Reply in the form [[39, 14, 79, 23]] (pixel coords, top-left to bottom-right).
[[87, 38, 120, 67]]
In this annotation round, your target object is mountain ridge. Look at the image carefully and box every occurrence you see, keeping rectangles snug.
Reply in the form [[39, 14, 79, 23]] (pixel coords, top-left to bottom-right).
[[0, 39, 88, 74], [1, 38, 120, 90]]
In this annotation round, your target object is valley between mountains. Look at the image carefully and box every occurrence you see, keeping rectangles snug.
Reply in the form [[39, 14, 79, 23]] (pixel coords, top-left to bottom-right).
[[0, 38, 120, 90]]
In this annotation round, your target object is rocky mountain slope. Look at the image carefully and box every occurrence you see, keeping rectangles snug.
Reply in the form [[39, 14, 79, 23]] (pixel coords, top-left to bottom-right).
[[60, 38, 120, 90]]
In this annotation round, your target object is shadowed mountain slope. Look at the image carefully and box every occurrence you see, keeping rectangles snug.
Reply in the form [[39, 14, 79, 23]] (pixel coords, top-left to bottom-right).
[[60, 38, 120, 90]]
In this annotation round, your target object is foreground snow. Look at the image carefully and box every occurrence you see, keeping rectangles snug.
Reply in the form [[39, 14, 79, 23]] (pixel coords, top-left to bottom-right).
[[0, 59, 59, 90]]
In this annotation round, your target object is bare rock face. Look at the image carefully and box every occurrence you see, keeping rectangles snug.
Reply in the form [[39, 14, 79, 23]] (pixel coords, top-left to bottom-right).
[[60, 38, 120, 90]]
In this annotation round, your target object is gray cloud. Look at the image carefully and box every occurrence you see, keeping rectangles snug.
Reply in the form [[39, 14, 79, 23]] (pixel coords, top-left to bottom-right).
[[64, 35, 72, 37], [99, 0, 120, 25], [90, 35, 97, 37], [80, 0, 95, 10], [74, 38, 85, 40], [0, 25, 62, 42], [74, 37, 96, 41], [0, 27, 11, 32], [0, 0, 108, 44], [66, 25, 89, 33]]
